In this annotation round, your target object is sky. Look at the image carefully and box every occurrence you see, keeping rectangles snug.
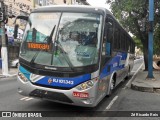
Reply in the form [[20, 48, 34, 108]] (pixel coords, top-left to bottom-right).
[[87, 0, 111, 11]]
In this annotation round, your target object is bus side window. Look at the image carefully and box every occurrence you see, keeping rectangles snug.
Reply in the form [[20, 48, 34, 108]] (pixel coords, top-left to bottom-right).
[[102, 24, 107, 56], [106, 42, 111, 55], [103, 17, 114, 56], [101, 17, 113, 68]]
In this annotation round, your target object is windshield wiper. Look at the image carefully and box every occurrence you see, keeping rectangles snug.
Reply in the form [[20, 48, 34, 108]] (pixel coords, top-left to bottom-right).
[[47, 25, 56, 44], [30, 25, 56, 64], [29, 24, 75, 72], [53, 41, 75, 71]]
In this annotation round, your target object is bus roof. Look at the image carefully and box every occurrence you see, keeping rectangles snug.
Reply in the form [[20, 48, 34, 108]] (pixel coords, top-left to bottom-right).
[[32, 5, 134, 43], [32, 5, 112, 16]]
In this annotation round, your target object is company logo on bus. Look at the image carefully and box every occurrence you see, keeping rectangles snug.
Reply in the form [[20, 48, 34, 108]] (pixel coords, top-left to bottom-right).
[[48, 78, 53, 84], [27, 43, 50, 50], [72, 91, 89, 98]]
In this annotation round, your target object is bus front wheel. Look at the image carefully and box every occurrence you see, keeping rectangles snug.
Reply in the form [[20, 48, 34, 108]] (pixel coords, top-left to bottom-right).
[[108, 74, 116, 96], [125, 66, 131, 80]]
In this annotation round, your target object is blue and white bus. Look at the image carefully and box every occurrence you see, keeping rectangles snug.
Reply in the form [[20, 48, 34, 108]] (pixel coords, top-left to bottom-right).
[[16, 5, 135, 107]]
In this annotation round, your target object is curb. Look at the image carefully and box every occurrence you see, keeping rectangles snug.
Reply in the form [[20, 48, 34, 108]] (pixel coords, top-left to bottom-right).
[[125, 62, 144, 88], [131, 82, 160, 93], [131, 70, 160, 93], [131, 84, 154, 93], [0, 74, 17, 78], [131, 84, 160, 93]]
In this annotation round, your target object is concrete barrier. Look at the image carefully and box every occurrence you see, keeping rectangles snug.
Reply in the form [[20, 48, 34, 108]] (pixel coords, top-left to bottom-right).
[[153, 60, 160, 70], [153, 55, 160, 70]]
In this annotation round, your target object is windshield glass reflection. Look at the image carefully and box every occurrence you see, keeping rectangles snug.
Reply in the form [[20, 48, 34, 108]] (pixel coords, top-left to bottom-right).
[[20, 12, 102, 68]]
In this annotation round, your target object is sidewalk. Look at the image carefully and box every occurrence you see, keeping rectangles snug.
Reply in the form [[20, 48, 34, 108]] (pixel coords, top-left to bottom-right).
[[0, 68, 18, 78], [131, 70, 160, 93]]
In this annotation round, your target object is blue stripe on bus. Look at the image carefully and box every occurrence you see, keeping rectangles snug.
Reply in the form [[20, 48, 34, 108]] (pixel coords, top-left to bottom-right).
[[19, 52, 127, 88], [100, 52, 127, 79], [35, 74, 91, 88], [19, 66, 31, 80], [19, 65, 91, 88]]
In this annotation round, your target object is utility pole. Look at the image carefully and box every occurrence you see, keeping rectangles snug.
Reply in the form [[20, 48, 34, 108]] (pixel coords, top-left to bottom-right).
[[147, 0, 154, 78], [0, 0, 8, 75]]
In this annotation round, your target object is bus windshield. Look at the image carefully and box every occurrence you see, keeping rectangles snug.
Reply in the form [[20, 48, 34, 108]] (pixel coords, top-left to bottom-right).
[[20, 12, 102, 68]]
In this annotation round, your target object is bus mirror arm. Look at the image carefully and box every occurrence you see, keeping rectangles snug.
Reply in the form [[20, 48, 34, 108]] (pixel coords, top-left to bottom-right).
[[13, 15, 28, 24], [13, 15, 28, 39], [13, 24, 19, 39]]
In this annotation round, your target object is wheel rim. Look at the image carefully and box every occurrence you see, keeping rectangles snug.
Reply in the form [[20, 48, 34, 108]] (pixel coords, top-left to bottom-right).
[[110, 78, 114, 90], [127, 69, 130, 78], [128, 72, 130, 77], [128, 67, 130, 77]]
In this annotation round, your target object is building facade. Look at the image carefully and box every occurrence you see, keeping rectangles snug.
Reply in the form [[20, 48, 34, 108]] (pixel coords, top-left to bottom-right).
[[2, 0, 89, 60], [4, 0, 89, 27]]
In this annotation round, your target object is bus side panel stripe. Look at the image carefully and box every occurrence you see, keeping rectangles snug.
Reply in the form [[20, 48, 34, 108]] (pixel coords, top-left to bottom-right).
[[100, 52, 128, 79]]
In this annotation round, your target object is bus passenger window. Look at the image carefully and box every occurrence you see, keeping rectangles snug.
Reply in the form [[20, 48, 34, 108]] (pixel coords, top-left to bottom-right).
[[106, 42, 111, 55], [103, 17, 114, 56]]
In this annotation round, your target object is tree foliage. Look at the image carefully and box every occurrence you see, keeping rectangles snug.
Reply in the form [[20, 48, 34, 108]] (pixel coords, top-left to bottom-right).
[[154, 25, 160, 55], [132, 36, 143, 51], [106, 0, 160, 70]]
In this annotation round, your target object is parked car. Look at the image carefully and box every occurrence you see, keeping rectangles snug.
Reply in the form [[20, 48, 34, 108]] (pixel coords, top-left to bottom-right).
[[10, 59, 19, 68]]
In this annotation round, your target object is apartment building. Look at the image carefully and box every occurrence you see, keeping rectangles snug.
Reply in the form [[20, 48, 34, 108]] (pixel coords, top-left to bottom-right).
[[4, 0, 89, 27], [4, 0, 89, 16]]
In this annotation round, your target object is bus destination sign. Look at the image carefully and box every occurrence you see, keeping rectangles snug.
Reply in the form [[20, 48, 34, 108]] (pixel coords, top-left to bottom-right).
[[27, 43, 50, 50]]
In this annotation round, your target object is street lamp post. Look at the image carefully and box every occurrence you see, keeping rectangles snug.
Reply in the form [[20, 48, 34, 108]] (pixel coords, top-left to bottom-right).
[[148, 0, 154, 78]]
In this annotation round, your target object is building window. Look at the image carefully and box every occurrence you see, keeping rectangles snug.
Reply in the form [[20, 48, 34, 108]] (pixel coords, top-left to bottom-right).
[[39, 0, 43, 6], [35, 0, 50, 6], [63, 0, 66, 4]]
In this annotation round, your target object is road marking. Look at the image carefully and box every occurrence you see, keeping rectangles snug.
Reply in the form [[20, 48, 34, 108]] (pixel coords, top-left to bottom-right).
[[25, 98, 34, 101], [20, 97, 29, 100], [20, 97, 34, 101], [104, 62, 143, 111], [125, 62, 144, 87], [105, 96, 118, 110]]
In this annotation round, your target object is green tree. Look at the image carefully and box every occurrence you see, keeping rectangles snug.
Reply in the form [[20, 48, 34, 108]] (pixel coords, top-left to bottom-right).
[[106, 0, 160, 70], [132, 36, 143, 51], [154, 25, 160, 55]]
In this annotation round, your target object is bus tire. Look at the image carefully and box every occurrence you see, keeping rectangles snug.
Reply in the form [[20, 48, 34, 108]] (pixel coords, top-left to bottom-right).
[[125, 66, 130, 80]]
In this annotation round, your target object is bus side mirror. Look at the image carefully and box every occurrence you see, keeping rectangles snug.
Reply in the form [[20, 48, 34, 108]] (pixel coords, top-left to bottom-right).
[[13, 15, 28, 24], [13, 15, 28, 39], [14, 24, 19, 39]]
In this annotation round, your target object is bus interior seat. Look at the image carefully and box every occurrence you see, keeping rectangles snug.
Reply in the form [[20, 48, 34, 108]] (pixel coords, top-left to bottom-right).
[[70, 31, 79, 41], [81, 32, 97, 45]]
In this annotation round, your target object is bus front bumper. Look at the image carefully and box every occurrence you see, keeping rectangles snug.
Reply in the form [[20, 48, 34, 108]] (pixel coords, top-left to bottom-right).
[[17, 77, 99, 107]]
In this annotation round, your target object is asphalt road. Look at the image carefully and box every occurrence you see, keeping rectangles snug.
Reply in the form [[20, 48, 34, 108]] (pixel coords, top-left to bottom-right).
[[1, 58, 160, 120]]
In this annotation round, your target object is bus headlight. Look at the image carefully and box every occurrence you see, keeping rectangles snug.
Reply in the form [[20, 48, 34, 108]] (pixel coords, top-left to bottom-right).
[[18, 72, 28, 82], [76, 77, 98, 90]]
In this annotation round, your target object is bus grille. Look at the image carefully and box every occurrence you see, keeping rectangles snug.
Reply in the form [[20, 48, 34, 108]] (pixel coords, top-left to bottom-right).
[[32, 83, 72, 90], [29, 89, 73, 103]]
